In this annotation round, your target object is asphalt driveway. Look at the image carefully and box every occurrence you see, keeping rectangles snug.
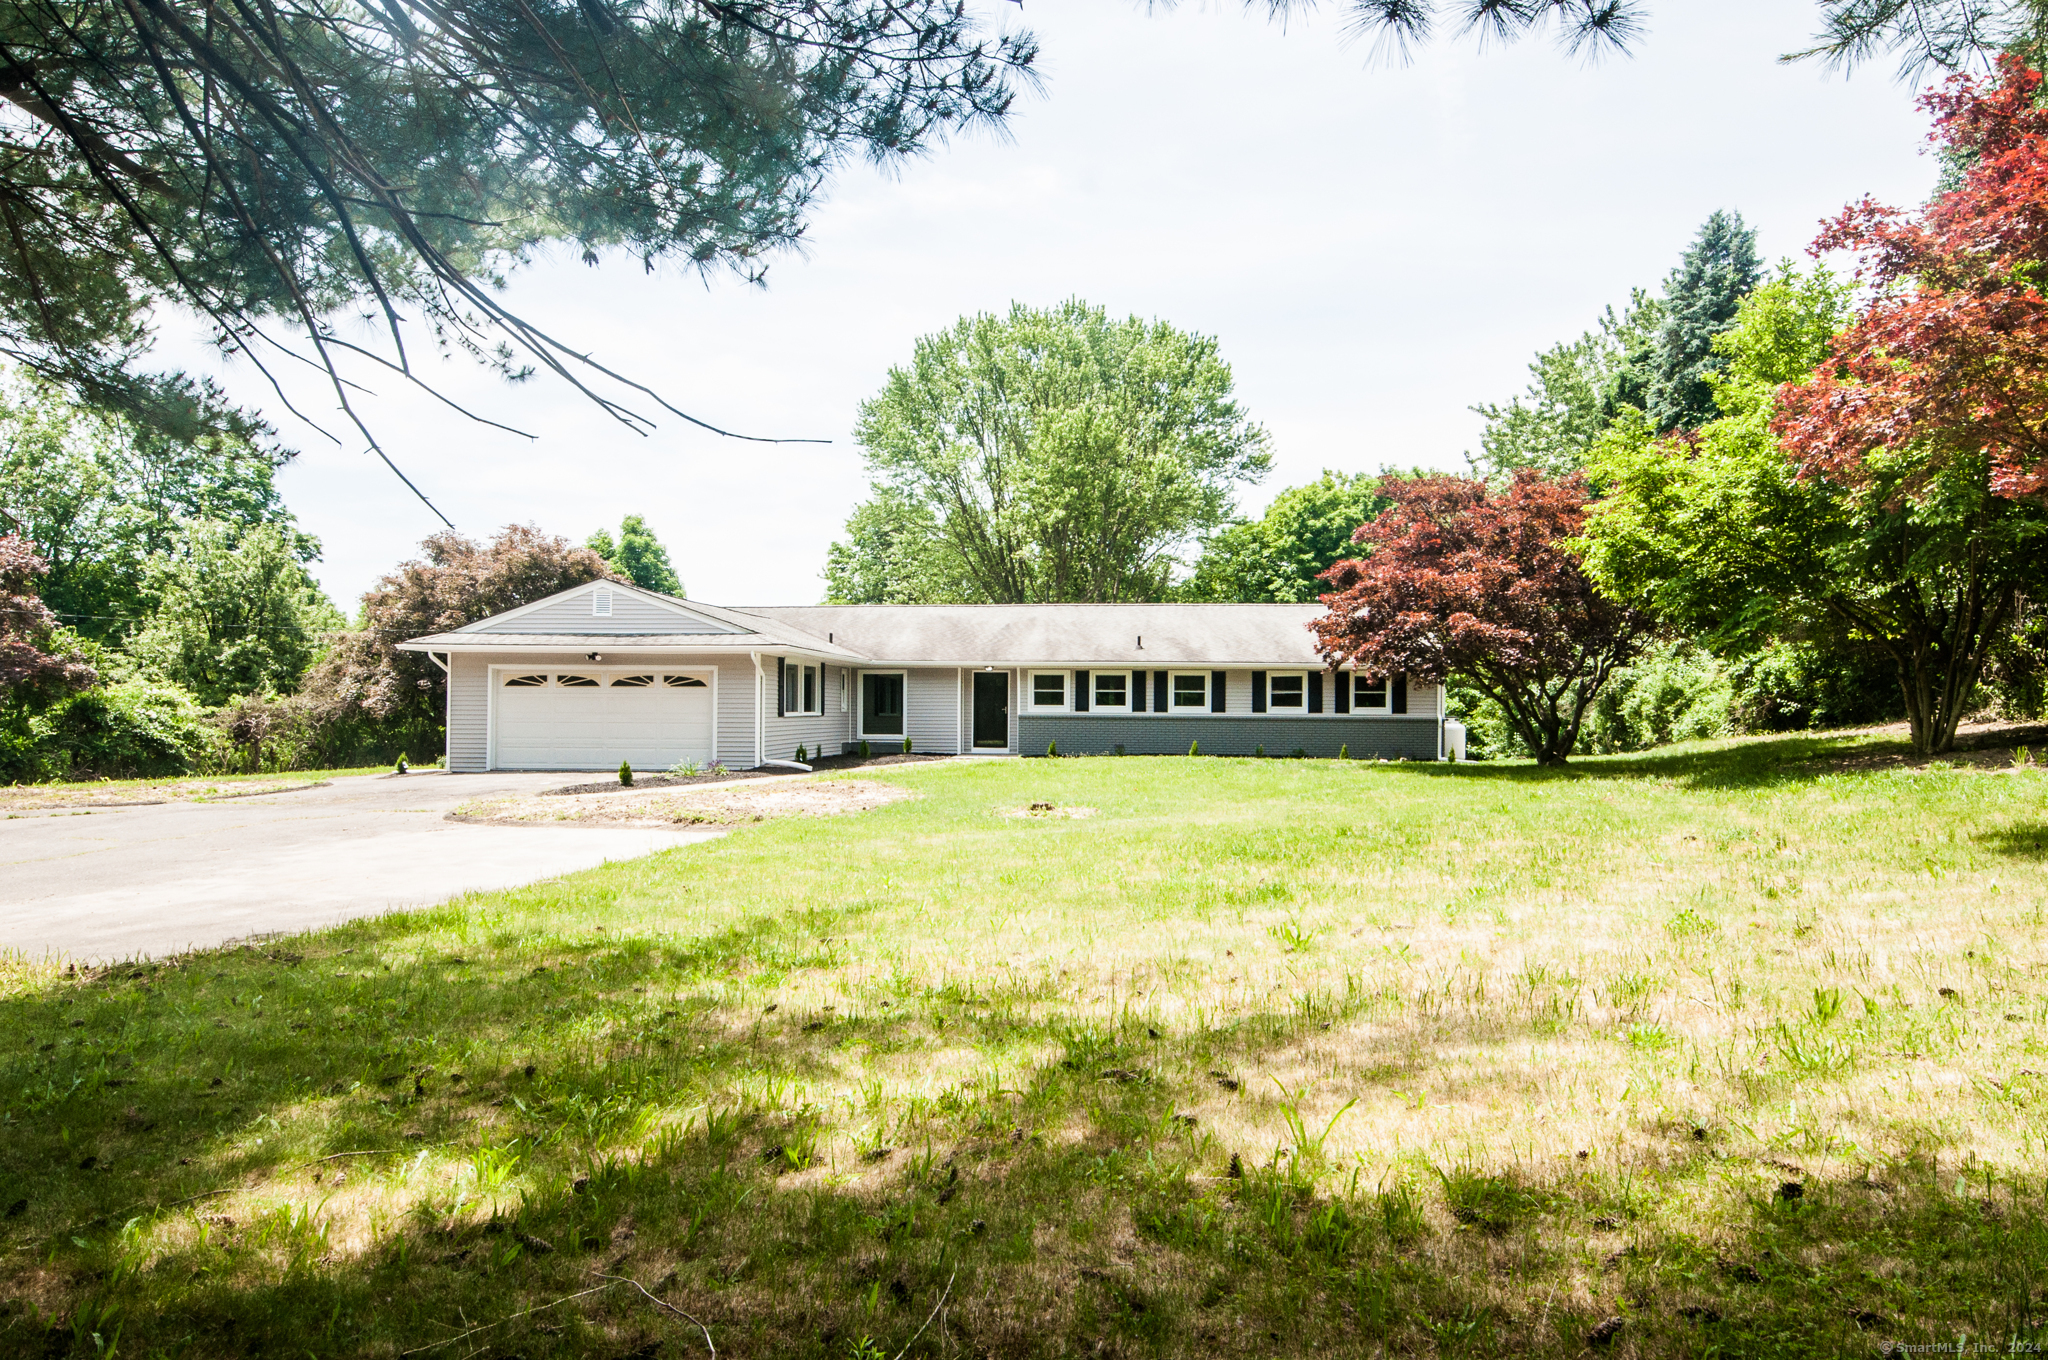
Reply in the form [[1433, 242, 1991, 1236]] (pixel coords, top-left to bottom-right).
[[0, 770, 719, 963]]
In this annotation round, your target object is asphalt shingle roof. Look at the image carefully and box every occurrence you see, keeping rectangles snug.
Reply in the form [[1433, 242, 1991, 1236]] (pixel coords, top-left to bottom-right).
[[728, 603, 1329, 667]]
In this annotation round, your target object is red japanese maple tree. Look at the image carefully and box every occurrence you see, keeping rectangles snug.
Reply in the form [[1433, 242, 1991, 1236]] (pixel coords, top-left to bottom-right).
[[1769, 57, 2048, 752], [1, 534, 96, 701], [1776, 55, 2048, 500], [1310, 471, 1651, 764]]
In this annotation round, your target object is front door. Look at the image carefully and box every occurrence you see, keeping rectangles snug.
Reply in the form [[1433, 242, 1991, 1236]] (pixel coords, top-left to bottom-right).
[[972, 671, 1008, 749], [861, 672, 904, 737]]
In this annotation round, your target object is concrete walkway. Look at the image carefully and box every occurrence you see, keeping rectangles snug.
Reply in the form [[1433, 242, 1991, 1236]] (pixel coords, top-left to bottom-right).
[[0, 771, 718, 963]]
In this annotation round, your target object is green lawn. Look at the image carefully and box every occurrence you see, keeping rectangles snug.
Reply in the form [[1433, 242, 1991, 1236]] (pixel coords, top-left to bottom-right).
[[3, 734, 2046, 1357]]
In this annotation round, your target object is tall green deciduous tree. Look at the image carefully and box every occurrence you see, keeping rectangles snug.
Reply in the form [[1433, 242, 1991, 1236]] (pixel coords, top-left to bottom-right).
[[587, 515, 682, 595], [1182, 470, 1389, 602], [0, 0, 1034, 458], [0, 374, 301, 642], [1580, 264, 2048, 754], [1641, 211, 1763, 432], [125, 520, 343, 705], [827, 300, 1272, 604], [1471, 290, 1662, 479], [821, 490, 974, 606]]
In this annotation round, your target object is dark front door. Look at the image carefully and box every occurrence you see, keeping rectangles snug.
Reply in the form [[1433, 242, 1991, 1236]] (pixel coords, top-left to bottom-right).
[[862, 673, 904, 737], [972, 671, 1009, 749]]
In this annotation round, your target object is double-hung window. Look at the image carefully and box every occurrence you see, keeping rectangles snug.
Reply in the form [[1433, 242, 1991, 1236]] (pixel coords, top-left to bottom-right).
[[1171, 673, 1207, 709], [783, 661, 821, 716], [1031, 672, 1068, 710], [1354, 674, 1388, 710], [1268, 673, 1306, 709], [1092, 672, 1128, 709]]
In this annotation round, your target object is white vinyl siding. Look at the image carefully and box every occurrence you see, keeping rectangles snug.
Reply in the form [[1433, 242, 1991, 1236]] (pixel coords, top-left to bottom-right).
[[447, 652, 491, 771], [771, 664, 854, 762], [470, 590, 747, 636], [907, 667, 960, 753]]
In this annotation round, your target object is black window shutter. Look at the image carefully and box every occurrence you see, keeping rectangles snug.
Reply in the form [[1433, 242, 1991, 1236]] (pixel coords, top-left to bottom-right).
[[776, 657, 786, 717], [1074, 670, 1090, 712], [1132, 670, 1146, 713], [1211, 671, 1226, 712], [1251, 671, 1267, 713], [1334, 671, 1350, 713], [1308, 671, 1324, 713], [1392, 673, 1408, 714], [1162, 672, 1175, 712]]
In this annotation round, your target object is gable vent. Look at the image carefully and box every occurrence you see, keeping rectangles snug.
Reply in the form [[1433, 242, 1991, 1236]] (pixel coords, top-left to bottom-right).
[[592, 587, 612, 617]]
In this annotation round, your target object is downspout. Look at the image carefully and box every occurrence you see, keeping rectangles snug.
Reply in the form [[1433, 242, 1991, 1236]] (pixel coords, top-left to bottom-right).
[[749, 651, 765, 769]]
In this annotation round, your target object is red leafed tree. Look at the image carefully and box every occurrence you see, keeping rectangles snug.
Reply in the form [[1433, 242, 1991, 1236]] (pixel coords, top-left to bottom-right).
[[1, 534, 97, 701], [1776, 55, 2048, 500], [304, 525, 616, 746], [1768, 56, 2048, 753], [1310, 471, 1652, 764]]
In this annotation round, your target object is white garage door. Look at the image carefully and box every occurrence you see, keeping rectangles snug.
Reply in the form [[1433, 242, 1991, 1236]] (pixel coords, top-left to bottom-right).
[[492, 669, 714, 771]]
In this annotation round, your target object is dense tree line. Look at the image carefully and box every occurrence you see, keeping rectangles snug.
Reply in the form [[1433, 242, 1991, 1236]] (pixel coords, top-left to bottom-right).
[[0, 383, 689, 778]]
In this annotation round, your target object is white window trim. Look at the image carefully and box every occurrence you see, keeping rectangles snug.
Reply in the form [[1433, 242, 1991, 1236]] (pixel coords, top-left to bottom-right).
[[1027, 670, 1070, 713], [857, 668, 909, 740], [485, 663, 717, 772], [1168, 671, 1210, 710], [782, 661, 823, 717], [1090, 671, 1130, 712], [1266, 670, 1308, 710], [1352, 672, 1391, 713]]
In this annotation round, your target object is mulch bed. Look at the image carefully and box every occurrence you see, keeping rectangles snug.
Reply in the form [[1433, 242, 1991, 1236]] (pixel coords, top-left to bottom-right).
[[540, 751, 951, 797]]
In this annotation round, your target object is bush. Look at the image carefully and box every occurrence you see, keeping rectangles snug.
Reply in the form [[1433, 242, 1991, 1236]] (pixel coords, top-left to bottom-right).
[[1982, 599, 2048, 721], [1727, 641, 1902, 733], [8, 682, 214, 782], [1582, 640, 1734, 754], [619, 760, 633, 786]]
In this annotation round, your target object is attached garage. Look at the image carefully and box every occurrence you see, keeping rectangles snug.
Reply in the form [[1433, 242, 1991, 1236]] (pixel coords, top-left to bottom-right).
[[490, 668, 714, 771]]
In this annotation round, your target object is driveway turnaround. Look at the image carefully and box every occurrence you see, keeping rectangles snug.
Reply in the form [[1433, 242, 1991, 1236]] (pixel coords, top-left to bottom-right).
[[0, 771, 718, 963]]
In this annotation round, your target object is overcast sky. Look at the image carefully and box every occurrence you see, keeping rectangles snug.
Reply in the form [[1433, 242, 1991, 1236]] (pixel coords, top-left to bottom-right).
[[159, 0, 1940, 609]]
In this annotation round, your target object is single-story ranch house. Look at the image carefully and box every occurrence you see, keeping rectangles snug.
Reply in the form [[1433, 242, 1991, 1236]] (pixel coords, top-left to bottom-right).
[[396, 580, 1455, 771]]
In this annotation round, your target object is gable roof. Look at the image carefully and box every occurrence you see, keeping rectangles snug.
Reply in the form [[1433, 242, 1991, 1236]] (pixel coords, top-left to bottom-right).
[[729, 603, 1329, 667], [397, 579, 863, 659], [395, 582, 1334, 666]]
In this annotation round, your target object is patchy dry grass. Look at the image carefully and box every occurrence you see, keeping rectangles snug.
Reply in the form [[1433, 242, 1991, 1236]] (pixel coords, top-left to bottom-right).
[[2, 729, 2047, 1358], [0, 768, 388, 814], [452, 777, 915, 828]]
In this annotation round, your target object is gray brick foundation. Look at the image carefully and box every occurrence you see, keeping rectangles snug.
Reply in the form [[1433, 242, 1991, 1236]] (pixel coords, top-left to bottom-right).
[[1017, 715, 1440, 760]]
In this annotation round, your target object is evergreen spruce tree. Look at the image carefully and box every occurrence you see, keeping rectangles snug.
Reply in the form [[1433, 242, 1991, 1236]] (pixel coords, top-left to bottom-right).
[[1645, 211, 1762, 431]]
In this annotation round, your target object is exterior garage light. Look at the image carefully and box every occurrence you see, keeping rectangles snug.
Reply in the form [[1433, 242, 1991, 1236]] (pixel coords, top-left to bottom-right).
[[587, 652, 603, 661]]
